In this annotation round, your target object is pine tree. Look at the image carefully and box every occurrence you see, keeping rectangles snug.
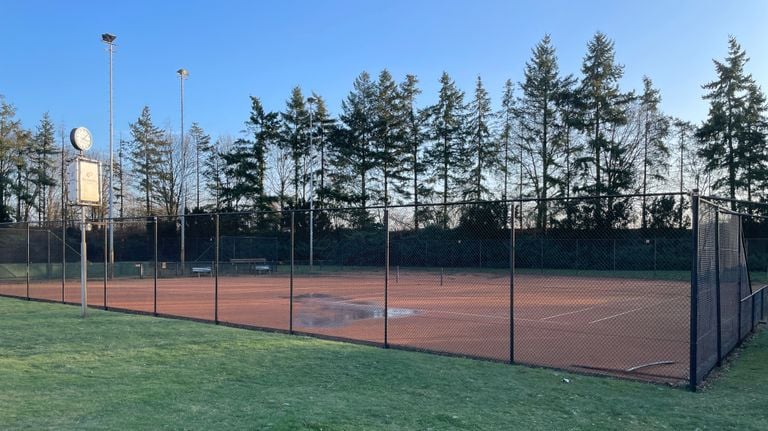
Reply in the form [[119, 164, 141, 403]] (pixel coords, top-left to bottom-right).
[[373, 69, 405, 207], [424, 72, 468, 228], [575, 32, 632, 227], [498, 79, 516, 204], [221, 97, 280, 211], [639, 76, 670, 228], [398, 74, 429, 229], [739, 81, 767, 205], [516, 35, 574, 229], [280, 87, 309, 204], [465, 75, 495, 201], [31, 112, 58, 221], [128, 106, 165, 216], [330, 71, 377, 212], [203, 136, 230, 212], [188, 122, 211, 210], [696, 37, 758, 209], [309, 94, 334, 207]]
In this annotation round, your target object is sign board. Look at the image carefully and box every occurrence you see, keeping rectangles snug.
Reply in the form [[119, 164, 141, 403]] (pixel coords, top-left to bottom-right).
[[70, 157, 102, 206]]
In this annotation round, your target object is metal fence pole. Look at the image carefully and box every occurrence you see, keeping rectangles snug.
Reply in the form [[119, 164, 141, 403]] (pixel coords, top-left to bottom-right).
[[510, 203, 515, 364], [714, 211, 722, 365], [540, 237, 544, 274], [689, 189, 700, 391], [103, 221, 108, 309], [289, 211, 295, 334], [214, 213, 219, 324], [384, 208, 389, 348], [61, 218, 66, 303], [153, 216, 158, 317], [26, 222, 30, 300], [737, 216, 743, 342]]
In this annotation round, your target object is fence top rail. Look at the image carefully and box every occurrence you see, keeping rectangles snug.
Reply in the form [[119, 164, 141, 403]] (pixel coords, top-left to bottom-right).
[[740, 285, 768, 303], [0, 191, 696, 228], [700, 198, 768, 221], [703, 195, 768, 210]]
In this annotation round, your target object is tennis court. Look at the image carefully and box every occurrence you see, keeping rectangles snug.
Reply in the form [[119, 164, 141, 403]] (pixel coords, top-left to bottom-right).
[[4, 267, 690, 383]]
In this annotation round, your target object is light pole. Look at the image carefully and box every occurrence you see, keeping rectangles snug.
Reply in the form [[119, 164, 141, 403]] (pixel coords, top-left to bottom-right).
[[307, 96, 316, 272], [101, 33, 116, 276], [178, 68, 189, 275]]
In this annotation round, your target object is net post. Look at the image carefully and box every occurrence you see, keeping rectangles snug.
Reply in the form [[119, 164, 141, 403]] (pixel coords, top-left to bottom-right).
[[714, 211, 722, 365], [510, 202, 515, 364], [289, 211, 295, 334], [214, 213, 219, 324], [384, 208, 389, 349], [26, 222, 30, 300], [153, 216, 158, 317], [689, 189, 700, 391]]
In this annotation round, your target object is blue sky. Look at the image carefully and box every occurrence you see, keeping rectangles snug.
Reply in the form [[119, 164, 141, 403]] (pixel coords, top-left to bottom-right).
[[1, 0, 766, 154]]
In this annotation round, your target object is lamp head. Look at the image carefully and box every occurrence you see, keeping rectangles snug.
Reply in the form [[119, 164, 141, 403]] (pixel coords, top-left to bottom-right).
[[177, 68, 189, 78], [101, 33, 117, 43]]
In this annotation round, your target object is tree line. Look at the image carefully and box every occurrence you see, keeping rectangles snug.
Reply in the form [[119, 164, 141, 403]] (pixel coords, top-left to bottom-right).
[[0, 33, 765, 231]]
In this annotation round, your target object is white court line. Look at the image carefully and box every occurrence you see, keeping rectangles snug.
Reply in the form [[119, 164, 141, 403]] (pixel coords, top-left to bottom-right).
[[588, 297, 681, 324], [537, 296, 643, 321], [539, 306, 597, 321]]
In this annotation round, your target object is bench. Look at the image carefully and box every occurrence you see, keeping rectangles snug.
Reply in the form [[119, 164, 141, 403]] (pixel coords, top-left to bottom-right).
[[192, 267, 212, 277], [230, 258, 272, 274]]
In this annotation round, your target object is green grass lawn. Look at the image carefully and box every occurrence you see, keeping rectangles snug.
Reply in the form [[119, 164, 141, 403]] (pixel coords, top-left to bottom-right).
[[0, 298, 766, 430]]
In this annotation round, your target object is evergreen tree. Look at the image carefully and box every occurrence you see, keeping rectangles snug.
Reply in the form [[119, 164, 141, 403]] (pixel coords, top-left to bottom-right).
[[221, 97, 280, 211], [574, 32, 633, 227], [516, 35, 574, 229], [424, 72, 468, 227], [188, 122, 211, 210], [739, 81, 768, 204], [309, 94, 334, 207], [31, 112, 58, 221], [465, 75, 495, 201], [280, 87, 309, 204], [398, 74, 430, 229], [203, 136, 230, 212], [498, 79, 516, 204], [373, 69, 405, 207], [638, 76, 670, 228], [330, 71, 377, 213], [696, 36, 761, 209], [128, 106, 165, 216]]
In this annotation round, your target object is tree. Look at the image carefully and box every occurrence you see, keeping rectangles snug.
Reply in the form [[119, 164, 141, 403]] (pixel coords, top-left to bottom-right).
[[498, 79, 516, 204], [31, 112, 58, 221], [638, 76, 670, 229], [188, 122, 211, 210], [465, 75, 496, 201], [309, 94, 334, 207], [0, 96, 25, 221], [128, 106, 165, 216], [203, 136, 231, 212], [424, 72, 468, 228], [697, 37, 766, 209], [574, 32, 633, 227], [373, 69, 405, 207], [330, 71, 377, 212], [516, 35, 574, 229], [280, 87, 309, 204], [220, 97, 280, 211], [397, 74, 430, 229]]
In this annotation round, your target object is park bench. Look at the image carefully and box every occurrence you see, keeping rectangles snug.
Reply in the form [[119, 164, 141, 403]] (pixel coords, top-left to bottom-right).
[[192, 266, 212, 277], [230, 258, 272, 274]]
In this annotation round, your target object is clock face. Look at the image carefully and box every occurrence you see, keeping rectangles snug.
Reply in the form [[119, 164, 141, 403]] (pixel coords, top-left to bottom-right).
[[70, 127, 93, 151]]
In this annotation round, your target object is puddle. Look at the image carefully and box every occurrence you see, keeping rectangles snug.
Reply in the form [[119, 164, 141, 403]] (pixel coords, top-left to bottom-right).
[[293, 294, 419, 328]]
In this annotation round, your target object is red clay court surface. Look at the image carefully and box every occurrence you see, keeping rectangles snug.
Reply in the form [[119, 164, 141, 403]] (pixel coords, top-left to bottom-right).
[[1, 270, 690, 384]]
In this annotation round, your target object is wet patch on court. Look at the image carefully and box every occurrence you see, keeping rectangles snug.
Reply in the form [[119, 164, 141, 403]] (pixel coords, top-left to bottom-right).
[[293, 293, 419, 328]]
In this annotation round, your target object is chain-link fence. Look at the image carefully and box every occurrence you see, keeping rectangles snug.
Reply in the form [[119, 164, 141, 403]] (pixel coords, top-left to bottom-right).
[[2, 192, 767, 390], [692, 198, 768, 387]]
